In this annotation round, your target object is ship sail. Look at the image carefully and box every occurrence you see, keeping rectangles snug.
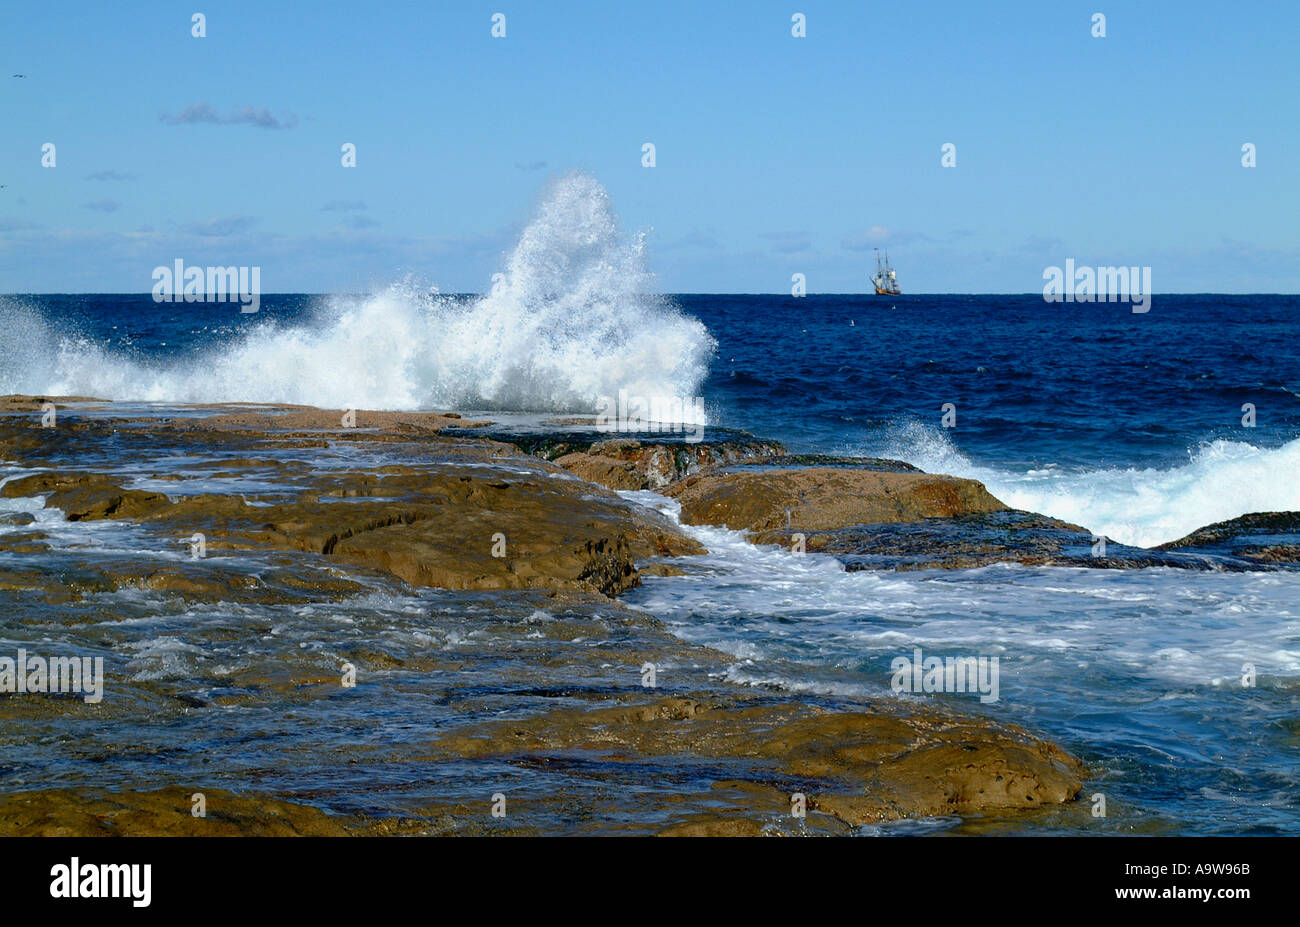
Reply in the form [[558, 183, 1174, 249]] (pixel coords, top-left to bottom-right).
[[872, 248, 901, 295]]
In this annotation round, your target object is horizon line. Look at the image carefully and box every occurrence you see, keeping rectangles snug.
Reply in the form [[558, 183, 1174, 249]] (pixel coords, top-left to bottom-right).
[[5, 291, 1299, 298]]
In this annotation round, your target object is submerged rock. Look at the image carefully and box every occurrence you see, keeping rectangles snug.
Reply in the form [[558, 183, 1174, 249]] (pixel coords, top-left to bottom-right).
[[427, 694, 1084, 831], [663, 462, 1268, 572], [2, 473, 171, 521], [1158, 511, 1300, 566], [807, 511, 1244, 572]]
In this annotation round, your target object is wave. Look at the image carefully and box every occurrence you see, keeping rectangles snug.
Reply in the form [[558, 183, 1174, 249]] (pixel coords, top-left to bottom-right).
[[871, 421, 1300, 547], [0, 173, 716, 415]]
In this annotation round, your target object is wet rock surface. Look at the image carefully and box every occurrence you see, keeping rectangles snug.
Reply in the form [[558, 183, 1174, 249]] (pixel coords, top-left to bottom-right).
[[426, 695, 1084, 833], [661, 455, 1281, 572], [0, 787, 356, 837], [716, 454, 922, 474], [3, 473, 171, 521], [445, 425, 786, 491], [667, 466, 1008, 534], [0, 414, 704, 598], [1158, 511, 1300, 566], [0, 395, 107, 413], [0, 398, 1094, 835], [797, 511, 1251, 572]]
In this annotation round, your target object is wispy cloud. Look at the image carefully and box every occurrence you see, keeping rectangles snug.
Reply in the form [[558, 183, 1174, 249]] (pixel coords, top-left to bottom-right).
[[762, 230, 812, 254], [160, 102, 298, 129], [658, 230, 725, 252], [1017, 234, 1066, 253], [82, 199, 121, 212], [85, 170, 137, 182], [181, 216, 258, 237], [322, 200, 367, 212], [0, 217, 43, 232], [344, 215, 380, 230], [514, 160, 548, 171], [841, 226, 930, 251]]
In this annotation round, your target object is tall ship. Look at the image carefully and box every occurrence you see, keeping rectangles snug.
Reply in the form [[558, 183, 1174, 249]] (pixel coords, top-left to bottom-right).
[[872, 248, 901, 295]]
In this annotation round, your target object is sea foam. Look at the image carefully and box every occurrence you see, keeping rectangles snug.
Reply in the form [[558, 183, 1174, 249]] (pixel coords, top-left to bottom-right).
[[873, 421, 1300, 548], [0, 173, 715, 414]]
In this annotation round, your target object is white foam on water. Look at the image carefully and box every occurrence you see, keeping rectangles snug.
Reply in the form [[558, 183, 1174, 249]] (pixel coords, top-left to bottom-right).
[[0, 174, 715, 416], [125, 636, 206, 681], [870, 421, 1300, 548], [621, 492, 1300, 692]]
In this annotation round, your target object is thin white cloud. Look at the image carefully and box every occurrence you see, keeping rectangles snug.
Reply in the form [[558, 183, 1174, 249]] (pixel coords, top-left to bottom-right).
[[180, 216, 259, 237], [161, 102, 298, 129]]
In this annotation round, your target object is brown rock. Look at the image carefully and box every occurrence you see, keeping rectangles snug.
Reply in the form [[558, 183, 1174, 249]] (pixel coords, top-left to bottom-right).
[[0, 532, 50, 554], [656, 816, 774, 837], [0, 787, 354, 836], [0, 394, 106, 413], [173, 407, 491, 434], [2, 472, 171, 521], [46, 485, 172, 521], [555, 448, 651, 491], [667, 467, 1007, 537], [2, 456, 705, 597], [2, 472, 108, 497], [150, 469, 701, 597], [427, 695, 1084, 829], [1158, 511, 1300, 566], [547, 434, 785, 490], [0, 401, 1088, 837]]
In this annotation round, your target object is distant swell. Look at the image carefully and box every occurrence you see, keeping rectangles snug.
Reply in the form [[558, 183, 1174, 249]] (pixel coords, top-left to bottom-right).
[[0, 173, 716, 414], [872, 422, 1300, 548]]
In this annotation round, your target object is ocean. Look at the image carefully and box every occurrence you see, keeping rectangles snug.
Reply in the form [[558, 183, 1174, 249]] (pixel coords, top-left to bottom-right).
[[2, 289, 1297, 834], [5, 290, 1298, 549]]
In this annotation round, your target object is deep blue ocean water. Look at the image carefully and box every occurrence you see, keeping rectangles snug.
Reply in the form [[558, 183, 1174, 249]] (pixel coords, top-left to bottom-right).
[[691, 294, 1300, 470], [6, 292, 1298, 469]]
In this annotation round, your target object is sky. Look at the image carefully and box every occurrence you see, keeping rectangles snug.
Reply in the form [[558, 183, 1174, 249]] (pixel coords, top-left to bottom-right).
[[1, 0, 1296, 293]]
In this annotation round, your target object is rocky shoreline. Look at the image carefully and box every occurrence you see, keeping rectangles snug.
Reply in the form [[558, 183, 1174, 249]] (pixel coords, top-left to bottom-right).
[[2, 395, 1294, 836]]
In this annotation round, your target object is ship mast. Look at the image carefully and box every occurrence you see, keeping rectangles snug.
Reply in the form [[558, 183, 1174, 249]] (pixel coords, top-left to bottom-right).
[[873, 247, 899, 294]]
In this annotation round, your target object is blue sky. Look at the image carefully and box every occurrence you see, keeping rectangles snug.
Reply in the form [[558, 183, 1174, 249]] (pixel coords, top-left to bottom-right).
[[1, 0, 1296, 293]]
